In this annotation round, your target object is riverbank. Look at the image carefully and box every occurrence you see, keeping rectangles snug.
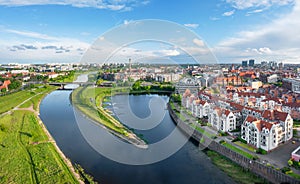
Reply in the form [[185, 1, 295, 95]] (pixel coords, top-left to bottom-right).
[[72, 86, 148, 149], [0, 85, 84, 183], [37, 90, 85, 183]]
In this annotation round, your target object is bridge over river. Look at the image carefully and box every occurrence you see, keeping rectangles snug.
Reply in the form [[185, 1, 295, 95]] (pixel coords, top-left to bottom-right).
[[48, 82, 96, 89]]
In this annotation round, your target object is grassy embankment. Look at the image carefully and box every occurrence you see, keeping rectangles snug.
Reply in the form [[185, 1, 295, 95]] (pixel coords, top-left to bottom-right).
[[0, 85, 80, 183], [205, 150, 266, 184], [220, 142, 255, 160], [72, 87, 131, 137]]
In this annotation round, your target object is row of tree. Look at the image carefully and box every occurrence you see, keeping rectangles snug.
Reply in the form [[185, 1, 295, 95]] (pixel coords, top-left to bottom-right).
[[131, 80, 174, 92]]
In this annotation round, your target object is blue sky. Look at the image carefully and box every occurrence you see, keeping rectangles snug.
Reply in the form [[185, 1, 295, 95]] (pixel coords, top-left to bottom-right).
[[0, 0, 298, 64]]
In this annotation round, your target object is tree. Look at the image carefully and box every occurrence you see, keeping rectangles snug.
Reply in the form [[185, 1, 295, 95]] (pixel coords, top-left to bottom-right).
[[96, 79, 104, 86], [132, 80, 141, 90], [9, 79, 21, 90]]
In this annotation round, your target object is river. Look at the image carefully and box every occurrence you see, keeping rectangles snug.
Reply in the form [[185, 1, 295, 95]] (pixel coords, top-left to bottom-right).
[[39, 89, 235, 184]]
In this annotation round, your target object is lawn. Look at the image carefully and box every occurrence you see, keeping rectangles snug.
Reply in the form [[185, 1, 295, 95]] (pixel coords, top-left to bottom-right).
[[0, 111, 78, 183], [206, 150, 266, 184], [72, 87, 129, 136], [0, 91, 33, 114], [0, 85, 57, 114], [221, 142, 255, 159], [190, 124, 216, 139], [234, 141, 257, 153], [175, 111, 187, 122], [19, 86, 57, 110]]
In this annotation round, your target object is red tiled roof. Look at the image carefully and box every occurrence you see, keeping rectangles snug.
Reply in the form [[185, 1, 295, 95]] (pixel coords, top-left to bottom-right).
[[0, 80, 11, 90], [244, 106, 262, 114], [196, 99, 207, 106], [283, 102, 300, 108], [262, 110, 288, 122], [244, 115, 275, 131], [228, 101, 244, 111], [245, 116, 258, 123], [214, 107, 222, 116], [224, 109, 231, 116], [254, 120, 274, 132], [214, 107, 232, 117], [237, 92, 262, 98]]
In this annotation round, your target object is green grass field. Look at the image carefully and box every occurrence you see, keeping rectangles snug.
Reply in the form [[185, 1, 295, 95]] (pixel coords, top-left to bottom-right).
[[0, 91, 33, 114], [0, 85, 57, 114], [0, 111, 78, 183], [190, 124, 216, 139], [206, 150, 266, 184], [221, 142, 255, 159], [234, 141, 257, 153]]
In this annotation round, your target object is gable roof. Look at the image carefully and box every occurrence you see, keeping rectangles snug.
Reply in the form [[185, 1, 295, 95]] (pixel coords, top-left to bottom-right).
[[244, 115, 276, 132], [254, 120, 275, 132], [262, 110, 288, 122]]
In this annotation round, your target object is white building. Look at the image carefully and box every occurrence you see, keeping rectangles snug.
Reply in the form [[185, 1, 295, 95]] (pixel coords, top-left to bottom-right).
[[260, 98, 283, 111], [209, 107, 236, 132], [241, 116, 283, 151], [11, 70, 29, 74], [192, 99, 210, 118], [241, 110, 293, 151], [267, 74, 278, 83]]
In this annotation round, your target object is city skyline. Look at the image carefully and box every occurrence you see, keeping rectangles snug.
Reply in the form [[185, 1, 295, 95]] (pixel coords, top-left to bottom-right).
[[0, 0, 299, 64]]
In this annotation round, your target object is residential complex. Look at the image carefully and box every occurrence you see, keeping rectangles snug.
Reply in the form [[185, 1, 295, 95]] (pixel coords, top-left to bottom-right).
[[178, 62, 299, 152]]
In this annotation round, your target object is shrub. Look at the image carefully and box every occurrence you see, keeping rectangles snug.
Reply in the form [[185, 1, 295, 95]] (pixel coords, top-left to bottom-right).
[[219, 140, 226, 144], [219, 131, 228, 136], [0, 124, 7, 132], [288, 159, 293, 166], [257, 148, 267, 155], [232, 137, 247, 144], [281, 167, 291, 173]]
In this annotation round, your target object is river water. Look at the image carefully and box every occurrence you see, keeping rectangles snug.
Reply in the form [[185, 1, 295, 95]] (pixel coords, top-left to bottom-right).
[[39, 90, 235, 184]]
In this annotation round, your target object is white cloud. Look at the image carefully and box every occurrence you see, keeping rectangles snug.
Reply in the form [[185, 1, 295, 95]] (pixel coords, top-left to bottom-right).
[[245, 47, 272, 55], [248, 9, 264, 13], [246, 8, 265, 16], [0, 0, 149, 11], [214, 1, 300, 63], [226, 0, 294, 10], [193, 38, 205, 47], [0, 29, 90, 62], [158, 49, 180, 56], [184, 24, 199, 29], [222, 10, 235, 16], [258, 47, 272, 54], [210, 17, 220, 21]]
